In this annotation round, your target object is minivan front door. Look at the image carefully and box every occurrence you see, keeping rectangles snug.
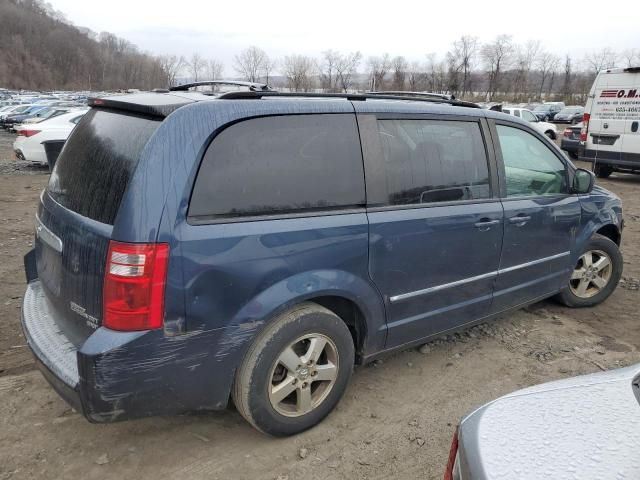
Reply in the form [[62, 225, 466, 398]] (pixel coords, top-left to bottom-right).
[[491, 123, 581, 313], [357, 113, 503, 349]]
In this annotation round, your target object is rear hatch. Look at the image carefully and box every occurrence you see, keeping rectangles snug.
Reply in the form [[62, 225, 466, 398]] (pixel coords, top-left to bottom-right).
[[587, 87, 628, 161], [37, 108, 160, 346]]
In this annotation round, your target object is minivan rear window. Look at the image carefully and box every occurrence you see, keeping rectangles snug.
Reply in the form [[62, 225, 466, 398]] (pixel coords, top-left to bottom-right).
[[48, 109, 160, 225]]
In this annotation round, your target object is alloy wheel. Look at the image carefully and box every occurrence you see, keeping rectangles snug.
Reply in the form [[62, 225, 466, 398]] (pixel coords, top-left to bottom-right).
[[268, 334, 339, 417], [569, 250, 613, 298]]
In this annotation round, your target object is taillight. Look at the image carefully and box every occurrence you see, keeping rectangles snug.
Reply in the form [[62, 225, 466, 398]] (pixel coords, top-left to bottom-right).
[[580, 113, 590, 142], [443, 427, 459, 480], [563, 128, 572, 138], [17, 129, 41, 137], [103, 241, 169, 331]]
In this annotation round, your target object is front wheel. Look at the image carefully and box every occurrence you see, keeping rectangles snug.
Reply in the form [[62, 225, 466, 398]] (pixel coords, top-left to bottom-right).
[[557, 234, 622, 307], [232, 302, 354, 436]]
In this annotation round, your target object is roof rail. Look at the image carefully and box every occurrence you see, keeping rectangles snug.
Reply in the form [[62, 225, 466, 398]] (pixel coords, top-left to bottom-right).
[[367, 90, 453, 100], [169, 80, 272, 92], [217, 90, 480, 108]]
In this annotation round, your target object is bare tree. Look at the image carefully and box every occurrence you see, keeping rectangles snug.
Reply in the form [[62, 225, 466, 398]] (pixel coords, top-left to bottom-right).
[[320, 49, 340, 92], [407, 61, 426, 91], [188, 53, 205, 82], [368, 53, 391, 90], [335, 51, 362, 92], [453, 36, 478, 98], [536, 51, 560, 100], [262, 55, 276, 84], [205, 59, 224, 81], [425, 53, 447, 93], [282, 55, 315, 92], [584, 48, 618, 73], [159, 54, 185, 87], [621, 48, 639, 68], [233, 46, 268, 82], [392, 56, 408, 90], [446, 49, 462, 96], [481, 35, 514, 100]]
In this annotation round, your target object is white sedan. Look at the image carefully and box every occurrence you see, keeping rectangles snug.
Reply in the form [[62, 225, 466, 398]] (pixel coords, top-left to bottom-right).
[[502, 106, 558, 140], [13, 109, 87, 165]]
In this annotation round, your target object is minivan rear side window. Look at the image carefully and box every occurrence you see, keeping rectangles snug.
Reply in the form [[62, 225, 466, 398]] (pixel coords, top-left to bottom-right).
[[189, 114, 365, 220], [375, 119, 491, 205], [48, 109, 160, 225]]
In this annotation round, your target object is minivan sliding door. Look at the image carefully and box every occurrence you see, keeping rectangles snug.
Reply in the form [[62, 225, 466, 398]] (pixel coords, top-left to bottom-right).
[[358, 113, 503, 349]]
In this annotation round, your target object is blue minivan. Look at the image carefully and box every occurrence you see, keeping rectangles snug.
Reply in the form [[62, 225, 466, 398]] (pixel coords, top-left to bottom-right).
[[22, 84, 624, 436]]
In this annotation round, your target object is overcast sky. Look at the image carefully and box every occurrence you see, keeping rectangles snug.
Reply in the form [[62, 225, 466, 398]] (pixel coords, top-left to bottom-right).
[[50, 0, 638, 72]]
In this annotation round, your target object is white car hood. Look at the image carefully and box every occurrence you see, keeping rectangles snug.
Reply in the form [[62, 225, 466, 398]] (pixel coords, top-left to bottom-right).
[[460, 364, 640, 479]]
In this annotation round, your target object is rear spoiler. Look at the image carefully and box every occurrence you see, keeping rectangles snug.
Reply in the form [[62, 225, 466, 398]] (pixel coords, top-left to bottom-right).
[[88, 93, 197, 118]]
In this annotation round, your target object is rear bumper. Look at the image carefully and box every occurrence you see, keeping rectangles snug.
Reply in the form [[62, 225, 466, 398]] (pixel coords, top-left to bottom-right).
[[22, 279, 240, 423], [580, 149, 640, 169], [560, 138, 580, 153]]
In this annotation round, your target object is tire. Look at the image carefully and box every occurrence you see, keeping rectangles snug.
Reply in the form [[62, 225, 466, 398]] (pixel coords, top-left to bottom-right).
[[545, 130, 556, 140], [557, 233, 622, 308], [569, 151, 579, 160], [594, 165, 613, 178], [544, 115, 550, 122], [232, 302, 354, 436]]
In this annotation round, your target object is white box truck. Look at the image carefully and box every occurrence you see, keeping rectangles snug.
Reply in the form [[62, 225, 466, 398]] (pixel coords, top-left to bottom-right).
[[581, 67, 640, 178]]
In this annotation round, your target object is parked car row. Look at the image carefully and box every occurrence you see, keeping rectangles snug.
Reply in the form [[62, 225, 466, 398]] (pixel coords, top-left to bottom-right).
[[13, 109, 88, 166], [501, 106, 558, 139], [0, 89, 94, 168]]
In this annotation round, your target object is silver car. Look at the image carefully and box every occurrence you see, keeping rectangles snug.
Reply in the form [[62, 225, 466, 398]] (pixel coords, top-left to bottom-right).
[[447, 364, 640, 479]]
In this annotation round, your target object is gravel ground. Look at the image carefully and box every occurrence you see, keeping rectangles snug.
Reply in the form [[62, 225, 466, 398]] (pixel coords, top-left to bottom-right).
[[0, 128, 639, 480]]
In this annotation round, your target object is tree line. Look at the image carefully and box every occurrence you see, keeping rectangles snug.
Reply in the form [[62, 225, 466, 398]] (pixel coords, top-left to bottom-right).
[[208, 39, 637, 104]]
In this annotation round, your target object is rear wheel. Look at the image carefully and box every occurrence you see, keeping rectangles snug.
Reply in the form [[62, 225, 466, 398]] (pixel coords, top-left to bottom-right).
[[557, 234, 622, 307], [545, 130, 556, 140], [594, 165, 613, 178], [232, 302, 354, 436]]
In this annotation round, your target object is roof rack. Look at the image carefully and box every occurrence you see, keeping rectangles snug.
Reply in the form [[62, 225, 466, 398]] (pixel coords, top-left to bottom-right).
[[367, 90, 453, 100], [217, 91, 480, 108], [169, 80, 272, 92]]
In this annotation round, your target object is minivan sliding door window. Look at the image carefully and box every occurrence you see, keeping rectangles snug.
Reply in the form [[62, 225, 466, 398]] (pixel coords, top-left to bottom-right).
[[375, 119, 491, 206]]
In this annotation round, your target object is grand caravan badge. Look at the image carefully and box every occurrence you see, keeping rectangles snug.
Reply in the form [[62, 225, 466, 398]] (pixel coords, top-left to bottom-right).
[[70, 301, 99, 329]]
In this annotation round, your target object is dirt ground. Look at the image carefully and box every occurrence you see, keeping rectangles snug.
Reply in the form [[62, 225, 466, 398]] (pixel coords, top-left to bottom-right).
[[0, 128, 639, 480]]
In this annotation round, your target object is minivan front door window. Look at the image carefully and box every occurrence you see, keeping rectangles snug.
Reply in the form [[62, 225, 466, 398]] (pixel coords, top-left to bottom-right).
[[496, 125, 567, 197]]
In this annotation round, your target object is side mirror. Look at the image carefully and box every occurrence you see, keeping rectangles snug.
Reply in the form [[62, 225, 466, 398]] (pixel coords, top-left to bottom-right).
[[572, 168, 595, 194]]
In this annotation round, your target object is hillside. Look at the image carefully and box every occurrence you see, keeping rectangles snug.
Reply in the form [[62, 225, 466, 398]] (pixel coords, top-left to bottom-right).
[[0, 0, 168, 91]]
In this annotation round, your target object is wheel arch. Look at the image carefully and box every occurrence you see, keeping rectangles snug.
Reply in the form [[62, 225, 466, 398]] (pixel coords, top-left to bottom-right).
[[228, 269, 387, 365], [596, 223, 621, 246]]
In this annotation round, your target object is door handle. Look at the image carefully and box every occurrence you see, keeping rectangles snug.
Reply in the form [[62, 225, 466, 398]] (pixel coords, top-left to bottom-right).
[[508, 215, 531, 226], [474, 219, 501, 230]]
